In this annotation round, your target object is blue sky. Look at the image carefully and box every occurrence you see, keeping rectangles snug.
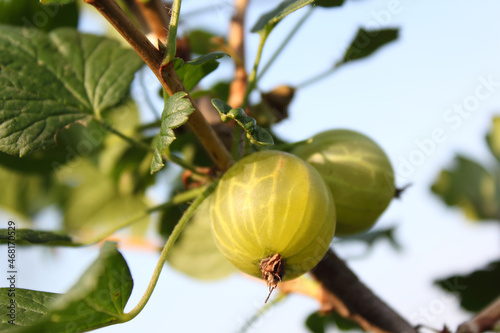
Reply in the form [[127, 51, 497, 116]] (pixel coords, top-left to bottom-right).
[[3, 0, 500, 332]]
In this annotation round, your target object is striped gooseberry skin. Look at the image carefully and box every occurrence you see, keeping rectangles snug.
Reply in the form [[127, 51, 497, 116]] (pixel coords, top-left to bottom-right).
[[292, 129, 395, 236], [210, 150, 336, 282]]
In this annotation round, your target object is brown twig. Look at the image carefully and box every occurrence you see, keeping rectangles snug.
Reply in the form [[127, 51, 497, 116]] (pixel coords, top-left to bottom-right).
[[457, 296, 500, 333], [311, 249, 418, 333], [122, 0, 149, 32], [84, 0, 234, 171], [135, 0, 170, 43], [227, 0, 249, 108]]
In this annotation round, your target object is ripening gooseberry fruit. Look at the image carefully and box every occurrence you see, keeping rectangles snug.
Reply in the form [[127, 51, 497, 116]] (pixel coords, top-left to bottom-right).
[[210, 150, 335, 300], [292, 129, 395, 236]]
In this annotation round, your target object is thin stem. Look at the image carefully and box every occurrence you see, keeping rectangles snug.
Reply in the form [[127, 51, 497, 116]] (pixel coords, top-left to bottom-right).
[[242, 30, 269, 108], [256, 6, 314, 84], [297, 67, 336, 89], [238, 293, 286, 333], [231, 125, 242, 160], [162, 0, 181, 65], [124, 182, 218, 320], [145, 185, 208, 214], [101, 118, 201, 172], [98, 120, 153, 152], [164, 152, 207, 177]]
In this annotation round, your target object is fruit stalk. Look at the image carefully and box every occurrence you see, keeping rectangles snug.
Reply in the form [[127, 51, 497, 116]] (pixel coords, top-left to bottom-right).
[[260, 253, 285, 303]]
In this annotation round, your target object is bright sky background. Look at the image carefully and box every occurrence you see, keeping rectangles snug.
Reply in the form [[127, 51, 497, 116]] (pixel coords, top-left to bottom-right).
[[3, 0, 500, 332]]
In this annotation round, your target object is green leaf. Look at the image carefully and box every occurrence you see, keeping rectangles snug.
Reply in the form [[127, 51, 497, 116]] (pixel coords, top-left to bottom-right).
[[435, 260, 500, 313], [251, 0, 315, 34], [174, 51, 229, 91], [150, 92, 195, 174], [167, 197, 235, 280], [0, 289, 59, 329], [212, 99, 274, 146], [486, 116, 500, 162], [0, 229, 76, 246], [335, 227, 401, 251], [305, 311, 362, 333], [314, 0, 345, 8], [338, 28, 399, 66], [4, 242, 133, 332], [0, 0, 78, 31], [0, 26, 143, 156], [431, 156, 500, 221], [0, 120, 106, 175], [40, 0, 75, 4]]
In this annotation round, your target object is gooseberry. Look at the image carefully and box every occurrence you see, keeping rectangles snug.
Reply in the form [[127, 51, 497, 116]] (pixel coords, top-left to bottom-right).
[[210, 150, 335, 299], [292, 129, 395, 236]]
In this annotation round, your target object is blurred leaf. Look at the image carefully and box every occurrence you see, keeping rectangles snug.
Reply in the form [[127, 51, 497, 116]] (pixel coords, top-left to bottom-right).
[[174, 51, 228, 91], [0, 289, 59, 329], [431, 156, 499, 221], [151, 92, 195, 174], [0, 167, 65, 219], [435, 260, 500, 313], [254, 85, 295, 126], [314, 0, 345, 7], [0, 0, 78, 31], [187, 29, 223, 55], [40, 0, 75, 4], [486, 116, 500, 162], [60, 159, 149, 244], [338, 28, 399, 66], [167, 197, 235, 280], [209, 81, 231, 102], [306, 311, 362, 333], [0, 229, 76, 246], [0, 26, 143, 156], [212, 99, 274, 146], [159, 203, 185, 239], [336, 227, 401, 251], [3, 242, 133, 332], [251, 0, 314, 34], [100, 101, 154, 194]]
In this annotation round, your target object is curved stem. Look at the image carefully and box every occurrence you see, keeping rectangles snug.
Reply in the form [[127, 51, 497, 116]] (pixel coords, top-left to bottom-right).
[[164, 153, 207, 177], [242, 30, 269, 109], [123, 181, 218, 320], [256, 6, 314, 84], [162, 0, 181, 65], [98, 119, 153, 152]]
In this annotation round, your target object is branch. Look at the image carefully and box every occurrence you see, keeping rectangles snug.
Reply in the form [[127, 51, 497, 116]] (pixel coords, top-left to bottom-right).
[[135, 0, 170, 42], [457, 296, 500, 333], [310, 249, 418, 333], [84, 0, 234, 171], [227, 0, 249, 108]]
